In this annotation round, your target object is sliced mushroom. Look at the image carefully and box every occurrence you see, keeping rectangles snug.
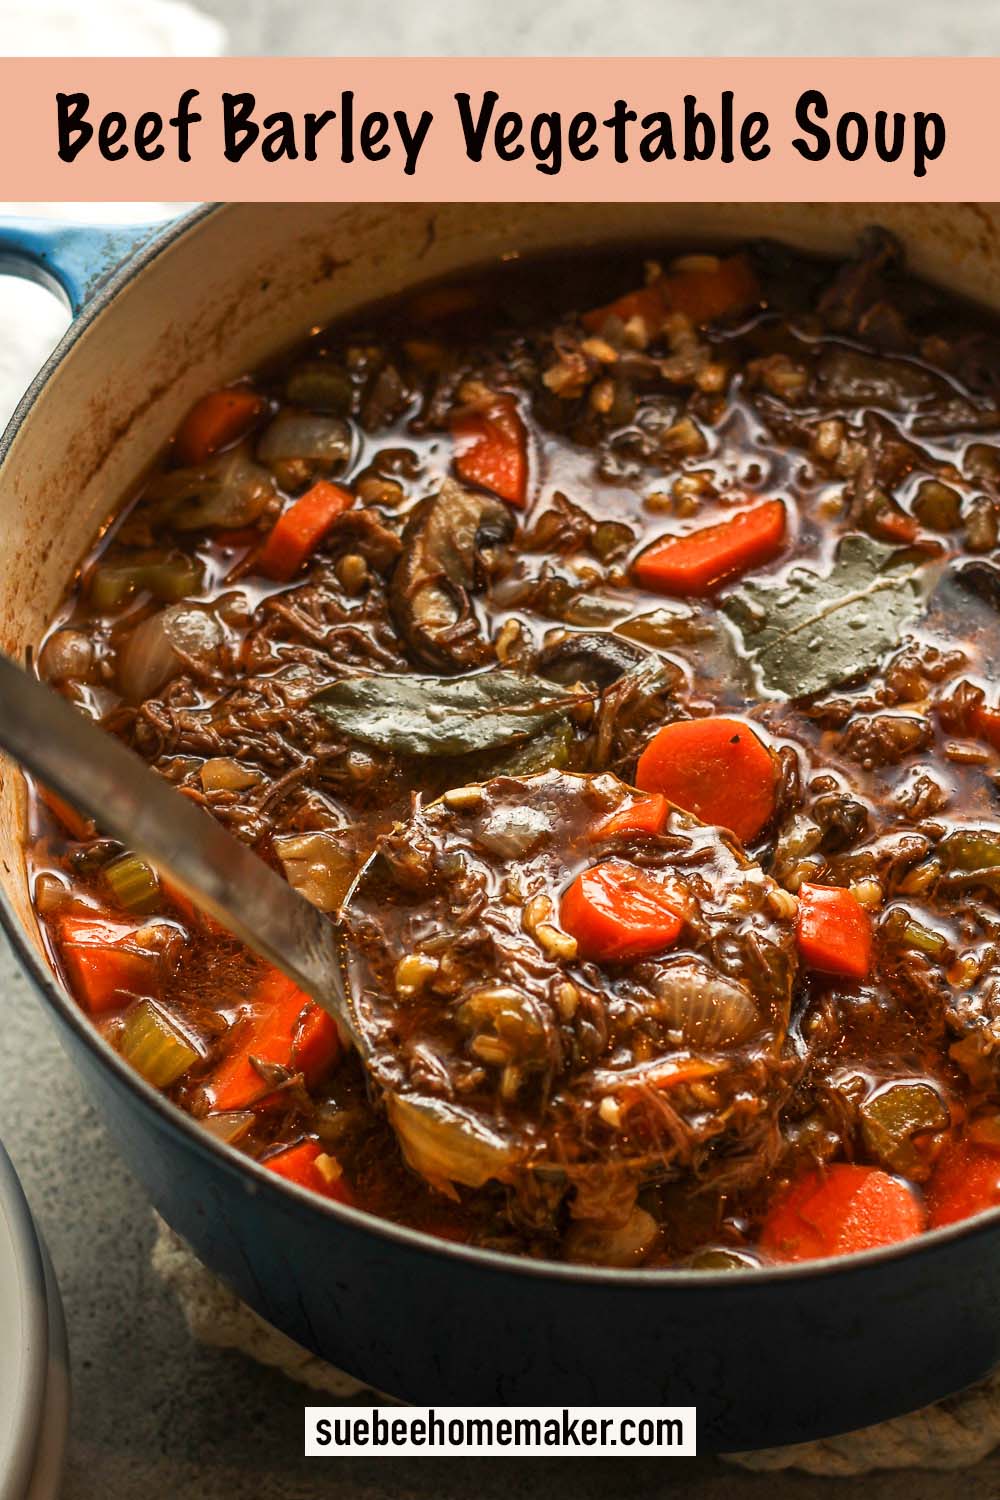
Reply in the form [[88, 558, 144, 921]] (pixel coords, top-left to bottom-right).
[[389, 478, 514, 671], [537, 631, 650, 690]]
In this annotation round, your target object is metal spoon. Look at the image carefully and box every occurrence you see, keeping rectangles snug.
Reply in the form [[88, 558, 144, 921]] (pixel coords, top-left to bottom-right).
[[0, 652, 360, 1042], [0, 654, 529, 1189]]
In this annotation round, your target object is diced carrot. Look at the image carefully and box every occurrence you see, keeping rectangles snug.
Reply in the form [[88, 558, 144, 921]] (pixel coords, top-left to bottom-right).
[[559, 860, 685, 963], [208, 968, 341, 1111], [761, 1164, 926, 1262], [972, 704, 1000, 753], [257, 480, 354, 583], [263, 1140, 354, 1204], [581, 285, 668, 335], [660, 255, 759, 326], [927, 1139, 1000, 1228], [56, 913, 163, 1015], [635, 717, 777, 845], [581, 255, 758, 335], [451, 391, 528, 507], [796, 883, 873, 981], [39, 785, 94, 841], [591, 792, 669, 841], [174, 388, 264, 465], [634, 500, 787, 597]]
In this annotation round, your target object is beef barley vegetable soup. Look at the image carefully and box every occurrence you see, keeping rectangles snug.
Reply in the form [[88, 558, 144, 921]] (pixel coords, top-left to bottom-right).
[[26, 230, 1000, 1267]]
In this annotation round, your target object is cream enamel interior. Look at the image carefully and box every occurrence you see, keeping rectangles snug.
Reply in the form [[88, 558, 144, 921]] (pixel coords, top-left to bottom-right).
[[2, 201, 1000, 968]]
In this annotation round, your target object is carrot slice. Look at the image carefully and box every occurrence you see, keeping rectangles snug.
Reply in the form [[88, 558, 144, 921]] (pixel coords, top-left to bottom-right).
[[927, 1139, 1000, 1228], [635, 717, 776, 845], [174, 388, 264, 465], [451, 391, 528, 507], [591, 792, 669, 841], [796, 883, 873, 981], [761, 1164, 926, 1262], [208, 968, 341, 1111], [559, 860, 684, 963], [634, 500, 786, 597], [56, 913, 163, 1015], [257, 480, 354, 582], [264, 1140, 354, 1204]]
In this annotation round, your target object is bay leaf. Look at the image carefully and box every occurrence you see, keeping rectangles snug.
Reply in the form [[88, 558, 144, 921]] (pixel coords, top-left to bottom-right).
[[723, 535, 925, 699], [313, 670, 569, 757]]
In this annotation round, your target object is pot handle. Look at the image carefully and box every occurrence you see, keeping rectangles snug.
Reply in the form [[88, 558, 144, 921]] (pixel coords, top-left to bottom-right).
[[0, 216, 169, 317]]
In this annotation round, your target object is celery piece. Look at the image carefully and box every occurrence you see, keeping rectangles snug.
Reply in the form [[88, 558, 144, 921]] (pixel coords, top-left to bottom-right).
[[119, 1000, 199, 1088]]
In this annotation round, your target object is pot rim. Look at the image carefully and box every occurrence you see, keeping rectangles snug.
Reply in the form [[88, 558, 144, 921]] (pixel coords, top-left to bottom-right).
[[2, 200, 998, 1291]]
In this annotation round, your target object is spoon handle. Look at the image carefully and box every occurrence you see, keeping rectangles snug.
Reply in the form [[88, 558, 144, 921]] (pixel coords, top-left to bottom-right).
[[0, 653, 349, 1024]]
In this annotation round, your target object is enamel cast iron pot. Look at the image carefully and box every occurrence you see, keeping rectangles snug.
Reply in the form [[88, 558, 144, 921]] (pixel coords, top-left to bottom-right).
[[2, 203, 1000, 1451]]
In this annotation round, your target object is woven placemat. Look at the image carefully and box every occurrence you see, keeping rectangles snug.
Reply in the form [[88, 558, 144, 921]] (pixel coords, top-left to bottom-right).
[[152, 1216, 1000, 1474]]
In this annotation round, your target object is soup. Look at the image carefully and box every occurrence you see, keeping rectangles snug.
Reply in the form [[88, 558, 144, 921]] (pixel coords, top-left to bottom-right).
[[24, 231, 1000, 1267]]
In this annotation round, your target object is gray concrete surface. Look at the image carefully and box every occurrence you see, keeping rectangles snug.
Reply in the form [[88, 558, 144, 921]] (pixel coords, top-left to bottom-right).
[[5, 1, 1000, 1496]]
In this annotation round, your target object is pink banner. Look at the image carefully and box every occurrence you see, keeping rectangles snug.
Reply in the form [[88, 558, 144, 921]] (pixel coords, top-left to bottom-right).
[[0, 57, 990, 200]]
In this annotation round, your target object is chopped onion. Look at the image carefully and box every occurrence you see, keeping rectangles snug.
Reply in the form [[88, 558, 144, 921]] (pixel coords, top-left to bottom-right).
[[285, 362, 353, 414], [273, 830, 353, 913], [564, 1207, 659, 1267], [116, 604, 223, 704]]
